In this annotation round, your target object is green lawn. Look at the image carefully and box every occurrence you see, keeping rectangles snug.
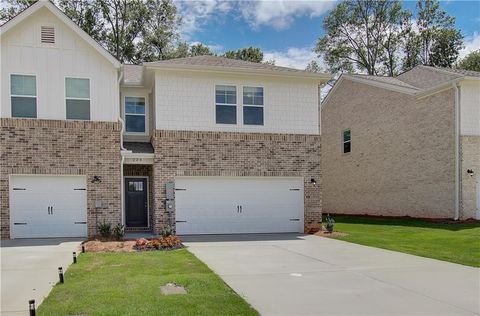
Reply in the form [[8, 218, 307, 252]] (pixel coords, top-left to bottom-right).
[[325, 215, 480, 267], [38, 249, 258, 316]]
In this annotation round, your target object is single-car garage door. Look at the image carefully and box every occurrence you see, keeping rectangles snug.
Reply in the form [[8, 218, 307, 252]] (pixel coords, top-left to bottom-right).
[[175, 177, 304, 235], [10, 175, 87, 238]]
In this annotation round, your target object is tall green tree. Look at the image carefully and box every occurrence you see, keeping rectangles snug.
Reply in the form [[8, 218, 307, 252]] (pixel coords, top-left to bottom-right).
[[457, 50, 480, 72], [315, 0, 409, 76], [0, 0, 36, 25], [189, 43, 213, 56], [224, 47, 264, 63], [58, 0, 103, 42]]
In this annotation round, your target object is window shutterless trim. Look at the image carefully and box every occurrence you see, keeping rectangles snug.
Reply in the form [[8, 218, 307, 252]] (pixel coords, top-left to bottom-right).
[[64, 76, 91, 120], [124, 95, 148, 135], [10, 73, 38, 118], [242, 86, 265, 126], [215, 84, 238, 125]]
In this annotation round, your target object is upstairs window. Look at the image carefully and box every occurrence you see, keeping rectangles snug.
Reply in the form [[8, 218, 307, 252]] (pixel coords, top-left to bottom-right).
[[125, 97, 146, 133], [343, 129, 351, 153], [243, 86, 264, 125], [215, 85, 237, 124], [11, 74, 37, 118], [66, 78, 90, 120]]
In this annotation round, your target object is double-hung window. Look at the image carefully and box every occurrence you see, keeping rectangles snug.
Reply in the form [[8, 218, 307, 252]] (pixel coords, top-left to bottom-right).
[[215, 85, 237, 124], [125, 97, 146, 133], [11, 74, 37, 118], [243, 86, 264, 125], [342, 129, 351, 153], [65, 78, 90, 120]]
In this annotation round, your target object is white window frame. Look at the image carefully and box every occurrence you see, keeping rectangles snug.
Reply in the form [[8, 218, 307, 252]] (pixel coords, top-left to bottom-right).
[[10, 73, 37, 118], [242, 85, 265, 126], [342, 129, 351, 154], [214, 84, 238, 125], [65, 77, 91, 121], [124, 95, 148, 135]]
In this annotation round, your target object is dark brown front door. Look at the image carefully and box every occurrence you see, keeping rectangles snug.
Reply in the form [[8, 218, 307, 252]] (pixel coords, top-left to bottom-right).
[[125, 178, 148, 227]]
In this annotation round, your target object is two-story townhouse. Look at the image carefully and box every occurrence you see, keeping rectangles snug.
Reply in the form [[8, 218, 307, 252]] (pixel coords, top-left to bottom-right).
[[321, 66, 480, 220], [0, 1, 331, 239]]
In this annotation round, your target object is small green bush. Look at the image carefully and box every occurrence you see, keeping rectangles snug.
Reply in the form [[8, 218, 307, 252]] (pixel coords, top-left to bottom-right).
[[112, 223, 124, 240], [97, 221, 112, 238], [160, 225, 174, 238]]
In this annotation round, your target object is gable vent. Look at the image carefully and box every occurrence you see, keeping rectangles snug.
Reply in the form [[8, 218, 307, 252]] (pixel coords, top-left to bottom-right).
[[40, 26, 55, 44]]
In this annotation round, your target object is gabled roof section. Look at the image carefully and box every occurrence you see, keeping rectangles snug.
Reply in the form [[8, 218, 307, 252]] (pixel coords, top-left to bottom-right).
[[0, 0, 120, 68], [145, 55, 331, 80], [396, 65, 465, 90], [123, 64, 144, 86]]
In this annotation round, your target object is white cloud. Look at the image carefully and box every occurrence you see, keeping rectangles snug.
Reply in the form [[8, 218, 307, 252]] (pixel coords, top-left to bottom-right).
[[460, 31, 480, 59], [239, 0, 336, 30], [175, 0, 232, 38], [263, 46, 322, 70]]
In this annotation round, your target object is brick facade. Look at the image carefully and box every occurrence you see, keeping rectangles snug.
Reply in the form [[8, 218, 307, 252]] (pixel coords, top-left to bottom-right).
[[0, 118, 122, 238], [150, 130, 322, 234], [460, 136, 480, 219], [322, 80, 457, 219]]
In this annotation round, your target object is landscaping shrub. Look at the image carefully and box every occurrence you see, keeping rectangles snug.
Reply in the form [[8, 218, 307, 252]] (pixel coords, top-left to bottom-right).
[[160, 225, 174, 238], [97, 222, 112, 238], [112, 223, 125, 240], [134, 236, 183, 251]]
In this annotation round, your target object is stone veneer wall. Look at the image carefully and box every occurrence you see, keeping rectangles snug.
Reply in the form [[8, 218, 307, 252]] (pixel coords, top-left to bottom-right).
[[321, 80, 456, 218], [0, 118, 122, 238], [150, 130, 322, 234], [460, 136, 480, 219], [123, 164, 154, 227]]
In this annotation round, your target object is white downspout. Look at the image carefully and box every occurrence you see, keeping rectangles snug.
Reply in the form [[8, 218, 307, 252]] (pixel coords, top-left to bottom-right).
[[118, 70, 127, 226], [453, 83, 461, 221]]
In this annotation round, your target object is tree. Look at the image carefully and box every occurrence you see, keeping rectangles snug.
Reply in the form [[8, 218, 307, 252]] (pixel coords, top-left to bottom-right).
[[58, 0, 103, 42], [0, 0, 36, 25], [305, 60, 323, 73], [224, 47, 264, 63], [189, 43, 213, 56], [412, 0, 463, 68], [457, 50, 480, 72], [315, 0, 408, 76]]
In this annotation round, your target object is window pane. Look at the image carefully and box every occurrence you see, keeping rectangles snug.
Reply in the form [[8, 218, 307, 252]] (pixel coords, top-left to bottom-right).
[[216, 104, 236, 124], [343, 130, 351, 142], [125, 97, 145, 114], [343, 141, 351, 153], [243, 86, 263, 106], [215, 85, 236, 104], [11, 75, 36, 96], [66, 78, 89, 98], [66, 99, 90, 120], [126, 115, 146, 132], [243, 106, 264, 125], [11, 97, 37, 118]]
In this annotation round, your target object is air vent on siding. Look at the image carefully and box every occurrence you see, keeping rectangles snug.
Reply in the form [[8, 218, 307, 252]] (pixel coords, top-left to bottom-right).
[[41, 26, 55, 44]]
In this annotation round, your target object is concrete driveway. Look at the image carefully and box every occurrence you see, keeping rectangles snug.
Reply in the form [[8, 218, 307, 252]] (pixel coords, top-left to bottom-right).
[[184, 234, 480, 316], [1, 238, 82, 315]]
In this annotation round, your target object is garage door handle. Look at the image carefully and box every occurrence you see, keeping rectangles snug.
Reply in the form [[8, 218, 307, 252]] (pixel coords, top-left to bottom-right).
[[240, 205, 242, 213], [75, 221, 87, 224], [176, 220, 187, 223], [289, 218, 300, 221], [14, 222, 27, 225]]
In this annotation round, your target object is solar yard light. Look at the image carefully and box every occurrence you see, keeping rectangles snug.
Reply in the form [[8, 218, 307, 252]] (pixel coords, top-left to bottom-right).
[[58, 267, 64, 284], [29, 299, 35, 316], [73, 252, 77, 264]]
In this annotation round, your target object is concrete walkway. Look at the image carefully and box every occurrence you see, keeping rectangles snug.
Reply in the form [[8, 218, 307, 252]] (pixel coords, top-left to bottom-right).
[[184, 234, 480, 316], [0, 238, 82, 315]]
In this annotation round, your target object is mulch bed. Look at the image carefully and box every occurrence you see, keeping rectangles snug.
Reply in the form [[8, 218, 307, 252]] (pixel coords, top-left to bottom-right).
[[83, 240, 137, 252], [82, 236, 184, 252], [314, 230, 348, 237]]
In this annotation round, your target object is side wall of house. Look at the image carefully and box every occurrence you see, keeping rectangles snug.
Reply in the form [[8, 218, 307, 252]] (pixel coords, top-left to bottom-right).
[[150, 130, 322, 233], [321, 79, 456, 218], [0, 8, 118, 121], [0, 118, 122, 238]]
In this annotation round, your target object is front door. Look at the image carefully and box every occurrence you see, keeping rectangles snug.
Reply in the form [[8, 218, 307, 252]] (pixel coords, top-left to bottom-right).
[[125, 178, 148, 227]]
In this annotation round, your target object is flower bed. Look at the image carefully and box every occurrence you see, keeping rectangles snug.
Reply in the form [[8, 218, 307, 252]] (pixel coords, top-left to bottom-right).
[[134, 236, 184, 251]]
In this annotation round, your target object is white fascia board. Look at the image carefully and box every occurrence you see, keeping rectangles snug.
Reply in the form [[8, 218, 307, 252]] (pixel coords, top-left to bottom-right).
[[1, 1, 121, 68]]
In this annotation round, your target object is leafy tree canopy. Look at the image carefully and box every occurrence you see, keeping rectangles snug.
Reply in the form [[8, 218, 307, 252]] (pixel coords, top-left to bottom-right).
[[457, 50, 480, 72]]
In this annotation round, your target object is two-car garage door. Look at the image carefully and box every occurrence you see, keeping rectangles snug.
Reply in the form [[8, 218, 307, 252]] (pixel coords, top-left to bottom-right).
[[9, 175, 87, 238], [175, 177, 304, 235]]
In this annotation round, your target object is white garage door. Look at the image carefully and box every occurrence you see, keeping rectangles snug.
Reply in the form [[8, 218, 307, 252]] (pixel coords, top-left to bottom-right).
[[175, 177, 304, 235], [10, 175, 87, 238]]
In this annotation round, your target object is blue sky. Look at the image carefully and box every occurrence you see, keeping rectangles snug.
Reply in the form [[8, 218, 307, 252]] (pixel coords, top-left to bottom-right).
[[175, 0, 480, 69]]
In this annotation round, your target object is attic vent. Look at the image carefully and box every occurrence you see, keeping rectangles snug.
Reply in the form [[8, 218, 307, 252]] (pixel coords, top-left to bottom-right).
[[40, 26, 55, 44]]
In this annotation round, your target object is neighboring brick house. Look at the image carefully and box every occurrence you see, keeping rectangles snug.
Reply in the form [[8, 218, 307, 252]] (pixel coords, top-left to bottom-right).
[[322, 66, 480, 220], [0, 1, 330, 239]]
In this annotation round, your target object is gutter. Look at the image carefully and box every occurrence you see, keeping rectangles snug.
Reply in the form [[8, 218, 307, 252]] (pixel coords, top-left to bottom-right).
[[453, 83, 461, 220], [117, 70, 130, 226]]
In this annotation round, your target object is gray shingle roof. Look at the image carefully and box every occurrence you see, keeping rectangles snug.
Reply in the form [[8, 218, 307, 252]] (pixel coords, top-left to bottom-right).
[[123, 64, 144, 85], [144, 55, 328, 77], [350, 74, 420, 91], [123, 142, 154, 154]]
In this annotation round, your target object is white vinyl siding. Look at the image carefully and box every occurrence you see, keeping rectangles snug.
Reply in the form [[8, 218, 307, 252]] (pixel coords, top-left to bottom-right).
[[65, 78, 90, 120], [10, 74, 37, 118]]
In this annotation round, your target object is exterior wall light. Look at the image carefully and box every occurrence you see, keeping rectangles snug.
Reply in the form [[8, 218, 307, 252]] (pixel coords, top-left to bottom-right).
[[467, 169, 474, 177], [91, 175, 102, 183], [310, 178, 316, 185]]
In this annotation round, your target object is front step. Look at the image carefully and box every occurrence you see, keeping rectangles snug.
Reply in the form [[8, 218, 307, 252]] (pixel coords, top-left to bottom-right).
[[125, 227, 151, 232]]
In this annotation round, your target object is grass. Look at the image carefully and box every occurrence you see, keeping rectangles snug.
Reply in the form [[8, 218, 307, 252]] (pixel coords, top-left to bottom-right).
[[38, 249, 258, 316], [325, 215, 480, 267]]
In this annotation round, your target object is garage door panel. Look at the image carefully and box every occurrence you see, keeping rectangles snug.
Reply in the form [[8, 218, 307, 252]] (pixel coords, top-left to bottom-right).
[[175, 177, 304, 235], [10, 175, 87, 238]]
